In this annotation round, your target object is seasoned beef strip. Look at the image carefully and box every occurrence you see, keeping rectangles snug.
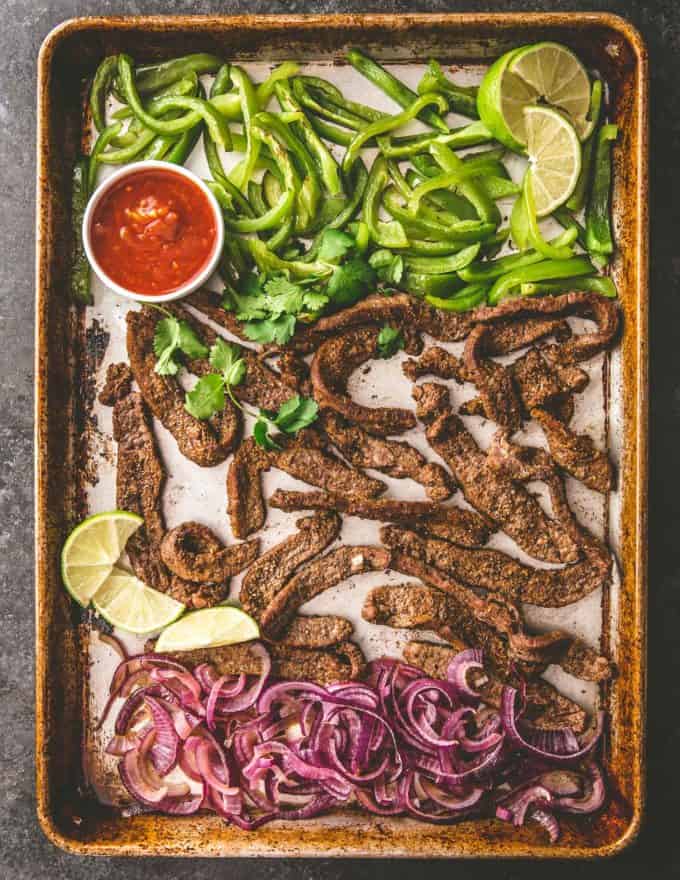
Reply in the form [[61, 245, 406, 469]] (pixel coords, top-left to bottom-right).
[[279, 615, 354, 648], [402, 346, 466, 384], [160, 522, 259, 583], [184, 287, 252, 342], [413, 383, 579, 564], [259, 545, 392, 638], [112, 392, 228, 608], [475, 292, 620, 365], [381, 525, 611, 608], [531, 406, 614, 493], [126, 309, 231, 467], [99, 362, 133, 406], [321, 411, 453, 501], [112, 392, 167, 590], [268, 489, 491, 548], [403, 641, 587, 733], [227, 438, 271, 538], [364, 580, 612, 682], [311, 326, 417, 436], [239, 512, 341, 617], [463, 324, 523, 432], [150, 641, 364, 684]]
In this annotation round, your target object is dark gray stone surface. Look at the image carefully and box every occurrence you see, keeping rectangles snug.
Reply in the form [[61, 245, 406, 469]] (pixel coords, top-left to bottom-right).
[[2, 0, 676, 875]]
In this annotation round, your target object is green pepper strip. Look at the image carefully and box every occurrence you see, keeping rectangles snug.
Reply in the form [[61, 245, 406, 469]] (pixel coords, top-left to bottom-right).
[[403, 243, 481, 276], [383, 188, 496, 244], [207, 180, 235, 213], [247, 238, 333, 280], [88, 122, 122, 191], [362, 157, 409, 248], [378, 120, 492, 158], [292, 75, 386, 130], [417, 59, 479, 119], [343, 93, 448, 173], [520, 275, 617, 299], [96, 126, 158, 164], [585, 124, 618, 256], [479, 176, 521, 200], [487, 256, 594, 305], [146, 82, 207, 164], [302, 161, 369, 262], [408, 159, 504, 214], [566, 80, 604, 212], [117, 55, 231, 148], [90, 55, 119, 132], [227, 67, 262, 190], [405, 169, 477, 220], [252, 110, 320, 234], [111, 73, 199, 122], [69, 157, 92, 305], [458, 229, 578, 283], [429, 142, 501, 226], [306, 113, 355, 146], [275, 80, 344, 198], [347, 48, 449, 133], [401, 240, 470, 257], [222, 118, 297, 233], [132, 53, 223, 95], [524, 172, 575, 260], [426, 283, 489, 311], [403, 271, 464, 299], [299, 76, 386, 123]]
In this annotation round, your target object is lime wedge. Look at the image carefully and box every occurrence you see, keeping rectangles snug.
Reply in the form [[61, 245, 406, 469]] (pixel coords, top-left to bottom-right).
[[524, 105, 582, 216], [61, 510, 143, 607], [92, 567, 186, 634], [478, 42, 591, 150], [155, 607, 260, 653]]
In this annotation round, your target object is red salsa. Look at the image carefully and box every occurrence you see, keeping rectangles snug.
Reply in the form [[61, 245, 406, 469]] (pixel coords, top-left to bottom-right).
[[90, 168, 218, 295]]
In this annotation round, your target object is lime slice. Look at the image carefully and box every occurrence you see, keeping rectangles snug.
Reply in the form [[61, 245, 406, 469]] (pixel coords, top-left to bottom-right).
[[92, 567, 186, 634], [524, 105, 581, 216], [478, 42, 591, 150], [155, 607, 260, 653], [61, 510, 143, 607]]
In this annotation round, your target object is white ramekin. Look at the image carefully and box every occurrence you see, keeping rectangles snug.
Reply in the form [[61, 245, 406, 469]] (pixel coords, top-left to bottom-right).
[[82, 160, 225, 303]]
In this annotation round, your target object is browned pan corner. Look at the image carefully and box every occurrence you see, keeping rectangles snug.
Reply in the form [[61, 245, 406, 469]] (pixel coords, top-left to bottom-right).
[[35, 12, 648, 858]]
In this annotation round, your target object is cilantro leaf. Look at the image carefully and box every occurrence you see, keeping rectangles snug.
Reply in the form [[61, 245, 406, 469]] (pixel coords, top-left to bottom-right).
[[185, 374, 225, 420], [377, 324, 405, 359], [177, 321, 209, 360], [223, 287, 268, 321], [153, 316, 208, 375], [209, 338, 246, 391], [263, 275, 304, 306], [244, 313, 296, 345], [274, 395, 319, 433], [153, 317, 182, 376], [253, 416, 281, 451], [327, 257, 376, 308], [302, 288, 330, 313], [378, 254, 404, 286], [317, 229, 355, 264]]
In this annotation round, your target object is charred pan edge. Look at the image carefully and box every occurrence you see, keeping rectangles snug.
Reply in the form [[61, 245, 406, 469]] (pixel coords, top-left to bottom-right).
[[35, 12, 647, 858]]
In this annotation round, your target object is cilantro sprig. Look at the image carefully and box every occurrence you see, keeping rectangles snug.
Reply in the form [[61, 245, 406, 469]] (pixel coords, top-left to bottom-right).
[[153, 314, 209, 376], [253, 395, 319, 451], [184, 339, 246, 420], [377, 324, 405, 359]]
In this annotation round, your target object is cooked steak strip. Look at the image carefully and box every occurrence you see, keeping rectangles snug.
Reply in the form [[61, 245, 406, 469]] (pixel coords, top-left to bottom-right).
[[112, 392, 227, 608], [126, 309, 230, 467], [259, 545, 391, 638], [311, 327, 417, 436], [402, 347, 465, 384], [150, 641, 363, 684], [403, 641, 587, 733], [475, 292, 620, 365], [268, 489, 491, 548], [279, 615, 354, 648], [364, 579, 612, 682], [99, 362, 133, 405], [482, 316, 572, 355], [531, 406, 614, 493], [239, 512, 341, 617], [112, 392, 167, 590], [275, 350, 312, 395], [413, 383, 579, 564], [227, 438, 271, 538], [381, 525, 610, 608], [321, 410, 454, 501], [273, 430, 386, 500], [160, 522, 259, 583], [463, 324, 523, 432]]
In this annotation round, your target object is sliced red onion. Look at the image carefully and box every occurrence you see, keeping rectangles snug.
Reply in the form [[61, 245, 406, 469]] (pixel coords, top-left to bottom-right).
[[144, 696, 179, 775], [501, 687, 604, 764], [553, 760, 605, 814], [496, 784, 552, 827], [530, 808, 561, 843], [98, 632, 127, 660], [446, 649, 484, 703]]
